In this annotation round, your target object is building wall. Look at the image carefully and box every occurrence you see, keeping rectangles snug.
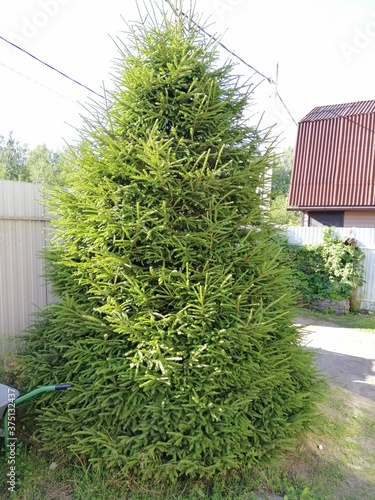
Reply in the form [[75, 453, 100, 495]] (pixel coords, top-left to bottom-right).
[[344, 211, 375, 228], [308, 211, 344, 227], [301, 210, 375, 228]]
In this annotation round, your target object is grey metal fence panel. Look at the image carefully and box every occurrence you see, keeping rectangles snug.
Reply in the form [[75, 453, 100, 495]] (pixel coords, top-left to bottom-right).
[[285, 226, 375, 311], [0, 180, 53, 353]]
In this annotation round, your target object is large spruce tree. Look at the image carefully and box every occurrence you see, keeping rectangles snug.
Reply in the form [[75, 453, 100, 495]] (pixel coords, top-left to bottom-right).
[[20, 2, 320, 481]]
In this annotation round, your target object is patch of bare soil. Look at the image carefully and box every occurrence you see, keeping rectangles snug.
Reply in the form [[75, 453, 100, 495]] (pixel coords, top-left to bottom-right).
[[293, 317, 375, 498], [296, 317, 375, 412]]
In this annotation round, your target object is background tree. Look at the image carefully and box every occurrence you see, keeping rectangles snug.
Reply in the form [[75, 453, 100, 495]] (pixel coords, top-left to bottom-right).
[[20, 3, 321, 483], [0, 132, 29, 181], [25, 144, 60, 184], [271, 146, 293, 196], [0, 133, 68, 184], [269, 146, 300, 225]]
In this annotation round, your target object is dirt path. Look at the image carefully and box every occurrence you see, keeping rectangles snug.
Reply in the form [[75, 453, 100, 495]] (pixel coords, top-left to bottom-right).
[[296, 316, 375, 414]]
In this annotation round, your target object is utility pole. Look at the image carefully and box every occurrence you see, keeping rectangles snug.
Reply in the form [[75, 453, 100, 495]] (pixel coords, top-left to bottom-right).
[[274, 62, 279, 103]]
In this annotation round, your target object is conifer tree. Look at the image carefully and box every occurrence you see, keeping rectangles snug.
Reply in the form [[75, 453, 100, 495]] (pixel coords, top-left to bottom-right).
[[20, 2, 321, 481]]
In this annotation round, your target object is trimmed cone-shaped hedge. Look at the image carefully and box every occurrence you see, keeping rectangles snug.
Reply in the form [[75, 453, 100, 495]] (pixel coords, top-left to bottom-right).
[[20, 3, 321, 482]]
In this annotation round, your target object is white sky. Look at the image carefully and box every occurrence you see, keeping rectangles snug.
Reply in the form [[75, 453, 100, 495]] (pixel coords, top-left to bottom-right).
[[0, 0, 374, 151]]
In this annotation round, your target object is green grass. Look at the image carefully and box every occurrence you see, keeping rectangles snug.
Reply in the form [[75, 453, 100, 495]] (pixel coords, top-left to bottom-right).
[[295, 307, 375, 331], [1, 315, 375, 500], [1, 385, 374, 499]]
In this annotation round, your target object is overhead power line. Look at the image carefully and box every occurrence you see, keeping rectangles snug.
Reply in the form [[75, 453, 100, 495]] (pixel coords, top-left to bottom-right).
[[164, 0, 298, 126], [163, 0, 272, 82], [1, 10, 298, 127], [0, 61, 77, 103], [276, 92, 297, 125], [190, 21, 273, 84], [0, 34, 104, 99]]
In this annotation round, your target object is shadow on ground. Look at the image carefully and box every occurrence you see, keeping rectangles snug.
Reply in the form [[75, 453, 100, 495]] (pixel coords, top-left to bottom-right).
[[307, 347, 375, 408]]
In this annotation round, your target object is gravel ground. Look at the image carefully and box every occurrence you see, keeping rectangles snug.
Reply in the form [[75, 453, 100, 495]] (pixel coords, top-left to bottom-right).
[[296, 317, 375, 412]]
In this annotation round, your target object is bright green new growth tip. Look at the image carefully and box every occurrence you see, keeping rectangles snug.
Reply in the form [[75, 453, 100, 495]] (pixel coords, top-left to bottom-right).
[[20, 1, 321, 482]]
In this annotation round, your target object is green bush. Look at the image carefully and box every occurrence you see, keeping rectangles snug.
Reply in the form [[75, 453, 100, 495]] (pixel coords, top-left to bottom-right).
[[285, 229, 365, 304], [19, 3, 321, 482]]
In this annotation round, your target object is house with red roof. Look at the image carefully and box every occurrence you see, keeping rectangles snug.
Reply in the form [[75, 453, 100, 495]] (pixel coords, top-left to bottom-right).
[[288, 100, 375, 227]]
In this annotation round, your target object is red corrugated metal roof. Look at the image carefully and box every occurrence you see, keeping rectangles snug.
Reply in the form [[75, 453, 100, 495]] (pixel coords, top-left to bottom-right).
[[289, 100, 375, 209], [301, 100, 375, 122]]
